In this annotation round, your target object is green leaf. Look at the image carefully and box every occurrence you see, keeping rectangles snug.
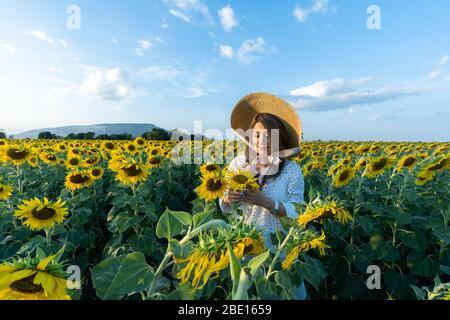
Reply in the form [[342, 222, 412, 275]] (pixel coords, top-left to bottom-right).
[[410, 285, 426, 300], [384, 271, 416, 299], [431, 224, 450, 244], [91, 252, 154, 300], [275, 270, 295, 298], [169, 239, 194, 261], [248, 250, 270, 276], [156, 208, 192, 240], [398, 230, 427, 252], [298, 255, 327, 290], [227, 243, 241, 295], [356, 215, 374, 233], [192, 210, 214, 229], [255, 276, 278, 299], [407, 253, 439, 277]]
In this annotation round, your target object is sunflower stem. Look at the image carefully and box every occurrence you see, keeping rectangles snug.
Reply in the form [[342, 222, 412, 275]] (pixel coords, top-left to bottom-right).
[[265, 226, 295, 281]]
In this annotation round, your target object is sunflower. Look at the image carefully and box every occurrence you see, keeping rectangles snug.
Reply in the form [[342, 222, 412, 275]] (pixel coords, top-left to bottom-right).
[[355, 158, 367, 171], [65, 170, 94, 190], [200, 163, 222, 177], [89, 167, 104, 180], [364, 156, 395, 178], [2, 145, 32, 165], [124, 142, 139, 154], [14, 198, 68, 230], [0, 254, 71, 300], [116, 162, 149, 186], [414, 168, 435, 185], [66, 156, 81, 169], [297, 199, 352, 227], [27, 156, 39, 167], [425, 156, 450, 173], [83, 155, 100, 167], [101, 141, 116, 152], [395, 155, 417, 172], [147, 156, 163, 169], [134, 136, 146, 147], [226, 168, 259, 192], [175, 235, 264, 290], [282, 230, 330, 270], [0, 182, 13, 200], [196, 175, 228, 201], [332, 166, 356, 188]]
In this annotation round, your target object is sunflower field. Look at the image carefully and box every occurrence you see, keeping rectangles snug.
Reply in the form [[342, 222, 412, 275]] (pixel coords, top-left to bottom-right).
[[0, 138, 449, 300]]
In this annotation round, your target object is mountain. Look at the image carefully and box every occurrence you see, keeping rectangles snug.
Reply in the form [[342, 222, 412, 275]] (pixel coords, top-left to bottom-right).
[[13, 123, 165, 139]]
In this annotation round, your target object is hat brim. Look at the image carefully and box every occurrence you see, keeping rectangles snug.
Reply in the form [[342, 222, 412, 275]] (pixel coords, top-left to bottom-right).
[[230, 92, 302, 156]]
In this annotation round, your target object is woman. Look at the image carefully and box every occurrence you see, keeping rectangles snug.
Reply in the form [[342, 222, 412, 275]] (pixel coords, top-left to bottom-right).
[[219, 92, 307, 300]]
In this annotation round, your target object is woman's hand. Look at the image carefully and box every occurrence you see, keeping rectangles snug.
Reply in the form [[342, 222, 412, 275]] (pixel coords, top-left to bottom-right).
[[242, 190, 274, 210], [223, 191, 246, 205]]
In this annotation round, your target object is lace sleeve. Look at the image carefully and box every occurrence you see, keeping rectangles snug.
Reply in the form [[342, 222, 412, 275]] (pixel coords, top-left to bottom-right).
[[281, 161, 305, 220]]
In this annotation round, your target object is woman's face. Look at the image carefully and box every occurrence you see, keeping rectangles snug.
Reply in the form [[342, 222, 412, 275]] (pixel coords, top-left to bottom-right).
[[251, 121, 271, 157]]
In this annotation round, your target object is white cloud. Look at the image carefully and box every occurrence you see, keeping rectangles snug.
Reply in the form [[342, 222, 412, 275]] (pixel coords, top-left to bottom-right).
[[427, 70, 442, 80], [438, 54, 449, 65], [133, 38, 158, 56], [290, 77, 420, 111], [47, 66, 64, 73], [136, 65, 184, 80], [219, 44, 234, 58], [293, 0, 335, 23], [27, 30, 68, 48], [290, 78, 345, 97], [218, 37, 272, 63], [27, 30, 55, 44], [238, 37, 267, 63], [57, 39, 69, 48], [111, 38, 119, 44], [293, 6, 308, 23], [79, 67, 132, 101], [218, 5, 238, 32], [164, 0, 213, 25], [170, 9, 191, 23], [0, 43, 16, 54]]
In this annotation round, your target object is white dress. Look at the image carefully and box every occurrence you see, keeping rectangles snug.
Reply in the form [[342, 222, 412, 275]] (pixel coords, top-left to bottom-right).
[[219, 154, 305, 253]]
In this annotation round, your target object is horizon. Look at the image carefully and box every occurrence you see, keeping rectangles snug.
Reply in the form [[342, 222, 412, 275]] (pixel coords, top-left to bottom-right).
[[1, 0, 450, 141]]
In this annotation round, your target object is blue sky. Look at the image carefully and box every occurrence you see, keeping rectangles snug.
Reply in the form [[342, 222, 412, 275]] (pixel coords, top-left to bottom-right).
[[0, 0, 449, 141]]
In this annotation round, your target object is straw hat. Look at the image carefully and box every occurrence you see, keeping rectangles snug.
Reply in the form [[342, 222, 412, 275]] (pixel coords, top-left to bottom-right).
[[230, 92, 302, 157]]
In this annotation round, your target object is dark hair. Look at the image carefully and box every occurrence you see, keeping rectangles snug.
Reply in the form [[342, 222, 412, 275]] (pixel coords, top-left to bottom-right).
[[243, 113, 291, 186], [244, 113, 290, 163]]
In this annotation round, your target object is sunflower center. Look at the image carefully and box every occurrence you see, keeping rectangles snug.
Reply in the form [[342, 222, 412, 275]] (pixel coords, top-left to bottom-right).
[[428, 159, 447, 171], [91, 169, 101, 176], [339, 170, 350, 181], [46, 154, 57, 161], [123, 164, 142, 177], [403, 157, 416, 167], [128, 145, 136, 151], [233, 174, 248, 184], [0, 187, 3, 192], [205, 164, 217, 172], [6, 148, 28, 160], [150, 158, 162, 165], [69, 173, 91, 184], [105, 142, 114, 149], [69, 159, 79, 166], [372, 158, 387, 170], [10, 275, 44, 294], [32, 206, 56, 220], [206, 178, 222, 191]]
